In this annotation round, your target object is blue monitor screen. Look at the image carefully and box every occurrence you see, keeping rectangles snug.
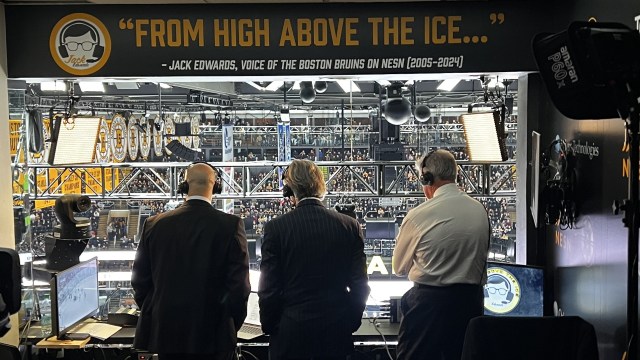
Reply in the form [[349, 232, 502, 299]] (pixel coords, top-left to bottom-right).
[[51, 257, 99, 337], [483, 262, 544, 317]]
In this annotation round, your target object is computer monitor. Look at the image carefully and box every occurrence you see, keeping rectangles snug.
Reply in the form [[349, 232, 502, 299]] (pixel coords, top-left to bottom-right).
[[365, 220, 396, 239], [483, 262, 544, 317], [50, 257, 99, 340]]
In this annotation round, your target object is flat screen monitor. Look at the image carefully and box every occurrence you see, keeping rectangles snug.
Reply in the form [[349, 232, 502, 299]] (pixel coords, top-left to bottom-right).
[[365, 220, 396, 239], [50, 257, 99, 339], [483, 262, 544, 317]]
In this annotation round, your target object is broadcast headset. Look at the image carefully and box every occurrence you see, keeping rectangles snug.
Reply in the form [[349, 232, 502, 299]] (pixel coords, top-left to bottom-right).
[[178, 162, 223, 196], [58, 21, 105, 62], [282, 166, 294, 198], [418, 150, 437, 186]]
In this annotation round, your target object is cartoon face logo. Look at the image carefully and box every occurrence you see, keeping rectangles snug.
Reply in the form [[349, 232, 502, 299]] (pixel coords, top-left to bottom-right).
[[50, 13, 111, 75], [484, 267, 520, 314]]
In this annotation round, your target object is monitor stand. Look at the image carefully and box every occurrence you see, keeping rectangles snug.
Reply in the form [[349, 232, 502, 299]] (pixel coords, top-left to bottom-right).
[[61, 332, 91, 340]]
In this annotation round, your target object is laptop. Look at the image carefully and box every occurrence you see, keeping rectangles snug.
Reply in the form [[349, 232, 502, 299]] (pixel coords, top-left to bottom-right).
[[237, 292, 264, 340]]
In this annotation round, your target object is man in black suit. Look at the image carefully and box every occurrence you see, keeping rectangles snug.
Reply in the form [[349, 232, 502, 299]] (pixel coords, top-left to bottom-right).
[[258, 159, 370, 360], [132, 163, 250, 360]]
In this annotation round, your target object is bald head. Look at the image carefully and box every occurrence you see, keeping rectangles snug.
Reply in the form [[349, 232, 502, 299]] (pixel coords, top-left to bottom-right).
[[185, 163, 216, 199]]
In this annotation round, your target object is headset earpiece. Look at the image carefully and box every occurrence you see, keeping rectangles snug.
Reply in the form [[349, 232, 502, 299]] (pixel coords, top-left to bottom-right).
[[58, 45, 69, 58], [419, 150, 436, 186], [421, 170, 434, 186]]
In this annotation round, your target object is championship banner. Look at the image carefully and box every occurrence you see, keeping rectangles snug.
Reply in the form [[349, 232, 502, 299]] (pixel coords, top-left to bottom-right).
[[6, 2, 548, 77], [84, 168, 104, 195], [277, 123, 291, 188], [222, 124, 234, 213], [60, 169, 82, 194], [34, 200, 56, 209]]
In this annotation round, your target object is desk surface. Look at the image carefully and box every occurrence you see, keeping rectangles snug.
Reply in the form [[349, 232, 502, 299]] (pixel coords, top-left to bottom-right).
[[27, 318, 398, 346]]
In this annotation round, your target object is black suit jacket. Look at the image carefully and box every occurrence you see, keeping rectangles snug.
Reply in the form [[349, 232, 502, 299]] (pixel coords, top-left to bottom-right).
[[258, 199, 370, 359], [132, 200, 250, 354]]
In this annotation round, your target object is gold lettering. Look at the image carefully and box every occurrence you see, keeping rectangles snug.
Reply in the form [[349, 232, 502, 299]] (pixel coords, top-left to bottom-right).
[[448, 16, 461, 44], [313, 19, 328, 46], [238, 19, 253, 46], [166, 19, 180, 47], [298, 18, 311, 46], [280, 19, 296, 46], [432, 16, 446, 44], [401, 17, 414, 45], [213, 19, 230, 47], [150, 19, 165, 47], [184, 19, 204, 47], [255, 19, 270, 46], [368, 17, 382, 45], [345, 18, 359, 46], [330, 18, 345, 46], [135, 19, 149, 47]]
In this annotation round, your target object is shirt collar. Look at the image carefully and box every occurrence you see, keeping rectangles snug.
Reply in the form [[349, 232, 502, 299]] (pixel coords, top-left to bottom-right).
[[186, 195, 212, 203], [433, 182, 459, 198]]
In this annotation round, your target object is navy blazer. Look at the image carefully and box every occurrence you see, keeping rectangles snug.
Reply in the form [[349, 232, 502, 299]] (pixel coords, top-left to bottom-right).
[[132, 200, 250, 354], [258, 199, 370, 359]]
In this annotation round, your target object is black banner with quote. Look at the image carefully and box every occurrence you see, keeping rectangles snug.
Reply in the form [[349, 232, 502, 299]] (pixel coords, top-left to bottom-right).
[[6, 2, 548, 78]]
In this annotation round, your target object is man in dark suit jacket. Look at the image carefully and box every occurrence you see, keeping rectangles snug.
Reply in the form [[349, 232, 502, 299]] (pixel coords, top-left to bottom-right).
[[258, 159, 370, 360], [132, 163, 250, 360]]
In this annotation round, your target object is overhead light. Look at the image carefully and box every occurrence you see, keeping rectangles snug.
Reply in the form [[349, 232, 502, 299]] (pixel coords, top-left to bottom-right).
[[460, 111, 508, 162], [336, 80, 360, 93], [246, 81, 265, 91], [265, 81, 284, 92], [437, 79, 461, 92], [78, 82, 105, 92], [159, 83, 172, 89], [48, 116, 101, 165], [280, 106, 290, 123], [40, 81, 66, 92], [291, 82, 301, 90], [113, 82, 140, 90], [376, 80, 392, 86]]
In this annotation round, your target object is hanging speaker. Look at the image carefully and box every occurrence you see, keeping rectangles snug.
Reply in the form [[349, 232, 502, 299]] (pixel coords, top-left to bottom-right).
[[314, 81, 328, 93], [300, 81, 316, 103], [414, 105, 431, 122]]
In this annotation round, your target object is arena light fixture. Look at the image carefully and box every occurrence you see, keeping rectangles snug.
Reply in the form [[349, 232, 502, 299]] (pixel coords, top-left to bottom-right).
[[78, 82, 105, 92], [159, 83, 172, 89], [460, 111, 508, 162], [48, 116, 101, 165], [336, 80, 360, 93], [265, 81, 284, 92], [113, 82, 140, 90], [437, 79, 461, 92], [40, 81, 66, 92]]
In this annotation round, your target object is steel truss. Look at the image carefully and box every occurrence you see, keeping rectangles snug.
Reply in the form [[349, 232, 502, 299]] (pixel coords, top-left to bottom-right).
[[15, 160, 516, 201]]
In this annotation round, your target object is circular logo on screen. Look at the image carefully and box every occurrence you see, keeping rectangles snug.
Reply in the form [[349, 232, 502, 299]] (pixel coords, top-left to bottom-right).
[[484, 267, 520, 314], [50, 13, 111, 76]]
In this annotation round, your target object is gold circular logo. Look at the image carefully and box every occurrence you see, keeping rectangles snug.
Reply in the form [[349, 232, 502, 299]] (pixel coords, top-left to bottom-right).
[[139, 117, 152, 160], [163, 116, 175, 155], [95, 118, 110, 163], [152, 115, 164, 157], [127, 116, 140, 161], [50, 13, 111, 76], [191, 116, 201, 149], [484, 267, 521, 314], [110, 115, 127, 162]]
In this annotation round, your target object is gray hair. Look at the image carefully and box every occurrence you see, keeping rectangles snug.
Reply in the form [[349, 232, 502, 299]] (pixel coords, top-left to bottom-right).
[[416, 149, 457, 183], [285, 159, 326, 199]]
